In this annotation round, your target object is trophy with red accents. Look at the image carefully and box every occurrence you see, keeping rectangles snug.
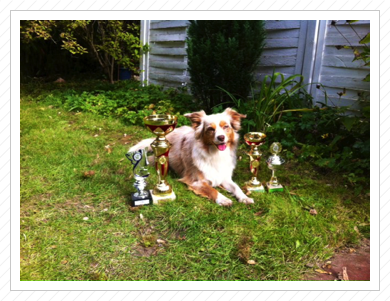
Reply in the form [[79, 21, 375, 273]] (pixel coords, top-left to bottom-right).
[[144, 114, 177, 203], [244, 132, 267, 192]]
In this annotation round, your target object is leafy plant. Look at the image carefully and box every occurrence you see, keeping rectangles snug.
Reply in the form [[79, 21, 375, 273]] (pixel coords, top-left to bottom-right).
[[220, 71, 306, 133]]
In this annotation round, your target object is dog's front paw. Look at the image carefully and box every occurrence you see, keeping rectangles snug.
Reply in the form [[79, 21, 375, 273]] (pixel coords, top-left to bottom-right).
[[216, 194, 233, 207], [239, 197, 254, 205]]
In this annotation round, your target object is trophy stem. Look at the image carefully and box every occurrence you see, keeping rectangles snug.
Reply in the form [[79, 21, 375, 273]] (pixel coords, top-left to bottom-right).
[[270, 170, 278, 186], [247, 145, 264, 192]]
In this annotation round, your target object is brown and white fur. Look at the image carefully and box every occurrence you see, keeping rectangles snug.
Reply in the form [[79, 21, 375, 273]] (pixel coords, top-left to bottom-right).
[[129, 108, 253, 206]]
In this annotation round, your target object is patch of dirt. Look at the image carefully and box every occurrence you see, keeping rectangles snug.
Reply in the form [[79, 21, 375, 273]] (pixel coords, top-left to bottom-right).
[[132, 245, 158, 257], [305, 238, 370, 281]]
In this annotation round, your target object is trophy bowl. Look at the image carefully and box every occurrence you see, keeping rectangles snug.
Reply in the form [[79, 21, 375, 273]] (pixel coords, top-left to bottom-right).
[[243, 132, 266, 192], [244, 132, 267, 147], [144, 114, 177, 136], [143, 114, 178, 203]]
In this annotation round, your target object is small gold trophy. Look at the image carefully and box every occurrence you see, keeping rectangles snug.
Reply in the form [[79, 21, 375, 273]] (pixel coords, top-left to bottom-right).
[[244, 132, 267, 192], [266, 142, 285, 192], [144, 114, 177, 203]]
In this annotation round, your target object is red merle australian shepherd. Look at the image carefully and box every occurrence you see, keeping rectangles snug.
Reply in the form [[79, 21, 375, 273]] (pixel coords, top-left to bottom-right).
[[129, 108, 253, 206]]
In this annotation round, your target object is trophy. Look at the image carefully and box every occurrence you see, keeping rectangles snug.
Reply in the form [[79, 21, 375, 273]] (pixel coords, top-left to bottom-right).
[[244, 132, 267, 192], [126, 148, 153, 207], [144, 114, 177, 203], [266, 142, 285, 192]]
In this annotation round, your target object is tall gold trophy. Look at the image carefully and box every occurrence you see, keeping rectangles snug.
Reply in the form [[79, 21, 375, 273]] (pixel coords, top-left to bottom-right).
[[244, 132, 266, 192], [144, 114, 177, 203]]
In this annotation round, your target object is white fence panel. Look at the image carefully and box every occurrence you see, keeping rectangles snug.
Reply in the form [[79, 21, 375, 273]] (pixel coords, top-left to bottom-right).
[[140, 20, 370, 105]]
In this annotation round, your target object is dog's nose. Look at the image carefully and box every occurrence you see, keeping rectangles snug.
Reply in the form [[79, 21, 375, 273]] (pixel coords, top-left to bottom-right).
[[217, 135, 225, 142]]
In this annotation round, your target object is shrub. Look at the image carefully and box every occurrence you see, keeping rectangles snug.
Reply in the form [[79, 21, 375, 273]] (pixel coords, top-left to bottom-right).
[[186, 20, 266, 112]]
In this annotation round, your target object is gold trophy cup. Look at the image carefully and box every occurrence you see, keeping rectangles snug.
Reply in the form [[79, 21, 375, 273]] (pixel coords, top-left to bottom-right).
[[266, 142, 285, 192], [144, 114, 177, 203], [244, 132, 267, 192]]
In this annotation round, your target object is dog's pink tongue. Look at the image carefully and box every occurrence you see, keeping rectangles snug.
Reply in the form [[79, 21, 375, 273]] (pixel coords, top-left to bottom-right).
[[217, 144, 227, 151]]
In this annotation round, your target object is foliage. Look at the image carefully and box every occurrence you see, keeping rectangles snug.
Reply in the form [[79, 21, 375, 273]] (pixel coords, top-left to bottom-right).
[[186, 20, 266, 112], [220, 71, 307, 133], [20, 20, 141, 83], [21, 79, 196, 127], [267, 100, 370, 193]]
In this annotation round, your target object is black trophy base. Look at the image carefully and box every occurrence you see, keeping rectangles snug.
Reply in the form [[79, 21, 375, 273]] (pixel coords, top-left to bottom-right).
[[131, 190, 153, 207]]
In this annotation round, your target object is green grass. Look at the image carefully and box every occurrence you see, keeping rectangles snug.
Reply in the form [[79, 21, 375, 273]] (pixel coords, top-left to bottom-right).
[[20, 84, 370, 281]]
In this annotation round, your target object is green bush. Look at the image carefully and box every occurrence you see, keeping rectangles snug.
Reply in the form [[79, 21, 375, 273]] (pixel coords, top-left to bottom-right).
[[186, 20, 266, 112], [267, 100, 369, 192]]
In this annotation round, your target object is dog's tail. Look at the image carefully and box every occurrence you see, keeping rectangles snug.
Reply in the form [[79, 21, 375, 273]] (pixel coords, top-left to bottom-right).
[[128, 138, 154, 153]]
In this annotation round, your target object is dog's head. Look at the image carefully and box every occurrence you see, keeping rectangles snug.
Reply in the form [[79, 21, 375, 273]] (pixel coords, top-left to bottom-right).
[[184, 108, 246, 151]]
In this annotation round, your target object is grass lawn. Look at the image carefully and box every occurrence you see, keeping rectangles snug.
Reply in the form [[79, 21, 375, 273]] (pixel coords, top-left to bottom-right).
[[20, 85, 370, 281]]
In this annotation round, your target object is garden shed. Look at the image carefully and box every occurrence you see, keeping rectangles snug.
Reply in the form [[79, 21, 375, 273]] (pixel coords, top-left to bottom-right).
[[140, 20, 370, 108]]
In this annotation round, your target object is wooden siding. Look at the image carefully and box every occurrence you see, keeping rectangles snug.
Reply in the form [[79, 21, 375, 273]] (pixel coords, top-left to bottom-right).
[[141, 20, 370, 105], [312, 20, 370, 106], [146, 20, 189, 88]]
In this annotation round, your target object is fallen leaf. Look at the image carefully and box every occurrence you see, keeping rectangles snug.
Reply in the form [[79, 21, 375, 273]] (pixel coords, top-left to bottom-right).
[[54, 77, 66, 83], [105, 145, 112, 154], [315, 269, 331, 274], [349, 248, 356, 253], [83, 217, 89, 221], [247, 260, 256, 265], [322, 261, 332, 269], [61, 260, 68, 265], [310, 209, 318, 215], [254, 211, 263, 216], [83, 170, 95, 177], [157, 239, 167, 245]]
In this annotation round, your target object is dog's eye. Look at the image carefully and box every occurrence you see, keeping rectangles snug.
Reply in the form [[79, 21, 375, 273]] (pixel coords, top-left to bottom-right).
[[207, 127, 215, 132], [223, 125, 230, 130]]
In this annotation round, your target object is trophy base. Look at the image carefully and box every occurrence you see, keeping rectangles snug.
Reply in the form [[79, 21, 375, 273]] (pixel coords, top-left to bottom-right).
[[246, 183, 265, 192], [150, 190, 176, 204], [131, 190, 153, 207], [266, 183, 284, 193]]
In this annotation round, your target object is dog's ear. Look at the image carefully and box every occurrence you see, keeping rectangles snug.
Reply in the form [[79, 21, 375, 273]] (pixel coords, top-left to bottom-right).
[[184, 110, 206, 129], [224, 108, 246, 131]]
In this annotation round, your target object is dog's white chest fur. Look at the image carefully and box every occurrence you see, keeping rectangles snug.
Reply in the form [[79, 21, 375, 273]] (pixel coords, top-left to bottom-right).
[[192, 144, 234, 186]]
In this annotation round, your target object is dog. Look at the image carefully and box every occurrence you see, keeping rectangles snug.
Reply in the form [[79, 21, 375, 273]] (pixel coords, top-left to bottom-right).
[[129, 108, 254, 206]]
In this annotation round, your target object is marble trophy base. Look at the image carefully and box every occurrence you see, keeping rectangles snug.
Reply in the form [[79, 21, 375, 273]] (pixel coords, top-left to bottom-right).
[[246, 182, 265, 192], [266, 183, 284, 193], [150, 190, 176, 204], [131, 190, 153, 207]]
